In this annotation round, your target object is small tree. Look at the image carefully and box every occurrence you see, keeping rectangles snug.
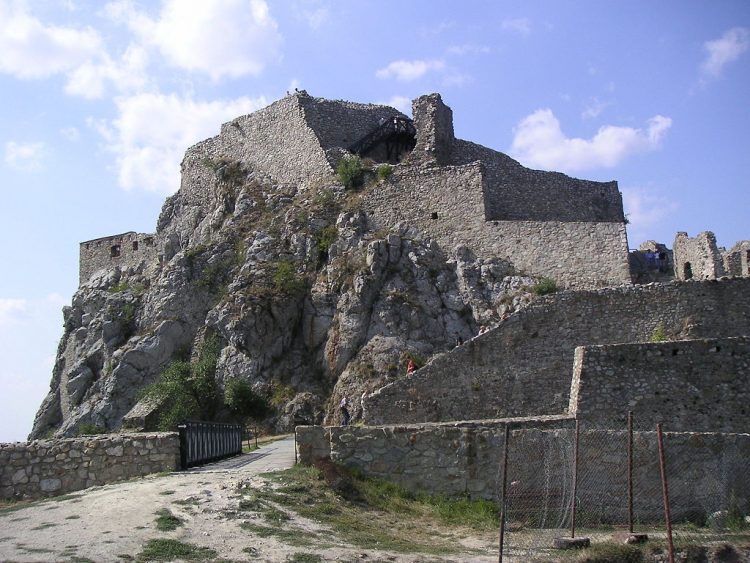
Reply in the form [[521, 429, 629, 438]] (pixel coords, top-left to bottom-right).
[[336, 155, 365, 189], [139, 335, 223, 431], [224, 377, 269, 448]]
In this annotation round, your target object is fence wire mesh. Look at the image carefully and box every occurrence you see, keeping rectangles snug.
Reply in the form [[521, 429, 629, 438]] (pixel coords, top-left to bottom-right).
[[498, 414, 750, 562]]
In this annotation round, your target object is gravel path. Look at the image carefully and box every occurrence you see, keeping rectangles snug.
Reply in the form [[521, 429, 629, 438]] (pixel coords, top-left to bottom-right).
[[0, 438, 297, 562]]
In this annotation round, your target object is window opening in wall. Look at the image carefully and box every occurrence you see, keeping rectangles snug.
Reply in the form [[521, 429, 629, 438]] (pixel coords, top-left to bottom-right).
[[145, 237, 154, 247], [684, 262, 693, 279], [132, 241, 139, 251], [431, 212, 438, 220], [111, 244, 121, 258]]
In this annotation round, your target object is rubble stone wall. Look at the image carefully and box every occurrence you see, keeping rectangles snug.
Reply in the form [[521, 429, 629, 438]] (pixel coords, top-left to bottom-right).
[[79, 232, 158, 286], [364, 278, 750, 424], [673, 231, 725, 280], [0, 433, 179, 500], [570, 337, 750, 432], [297, 423, 750, 521], [362, 164, 630, 288]]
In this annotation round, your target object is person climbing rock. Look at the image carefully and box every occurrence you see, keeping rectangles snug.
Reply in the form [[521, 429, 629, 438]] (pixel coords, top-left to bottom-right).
[[339, 396, 350, 426], [406, 358, 416, 375]]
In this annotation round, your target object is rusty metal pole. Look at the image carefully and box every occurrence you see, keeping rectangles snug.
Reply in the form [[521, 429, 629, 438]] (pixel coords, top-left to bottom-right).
[[628, 410, 634, 534], [498, 424, 510, 563], [656, 423, 675, 563], [571, 419, 580, 538]]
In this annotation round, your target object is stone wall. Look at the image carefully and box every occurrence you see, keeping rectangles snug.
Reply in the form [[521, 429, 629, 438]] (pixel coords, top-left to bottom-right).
[[411, 93, 454, 165], [364, 278, 750, 425], [722, 240, 750, 277], [673, 231, 725, 280], [297, 423, 750, 521], [0, 433, 179, 500], [361, 164, 631, 288], [79, 232, 158, 286], [569, 337, 750, 432]]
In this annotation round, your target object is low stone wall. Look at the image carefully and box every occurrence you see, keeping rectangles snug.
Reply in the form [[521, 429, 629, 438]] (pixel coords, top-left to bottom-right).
[[297, 423, 750, 522], [570, 337, 750, 432], [0, 432, 179, 500]]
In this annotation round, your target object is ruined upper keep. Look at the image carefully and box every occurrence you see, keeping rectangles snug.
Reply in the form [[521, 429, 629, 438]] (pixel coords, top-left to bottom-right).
[[79, 91, 630, 289]]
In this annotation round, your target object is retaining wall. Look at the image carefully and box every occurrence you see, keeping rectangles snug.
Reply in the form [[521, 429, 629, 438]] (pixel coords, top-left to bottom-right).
[[297, 423, 750, 522], [570, 337, 750, 432], [364, 278, 750, 425], [0, 433, 179, 500]]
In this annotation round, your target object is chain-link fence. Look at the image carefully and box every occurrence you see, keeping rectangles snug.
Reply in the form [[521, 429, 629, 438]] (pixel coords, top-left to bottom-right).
[[498, 414, 750, 562]]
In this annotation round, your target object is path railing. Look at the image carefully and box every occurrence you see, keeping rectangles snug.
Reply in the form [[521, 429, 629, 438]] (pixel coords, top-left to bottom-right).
[[177, 421, 242, 469]]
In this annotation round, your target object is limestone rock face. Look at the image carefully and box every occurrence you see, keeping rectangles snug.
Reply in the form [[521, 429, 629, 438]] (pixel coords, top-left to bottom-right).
[[29, 98, 542, 440]]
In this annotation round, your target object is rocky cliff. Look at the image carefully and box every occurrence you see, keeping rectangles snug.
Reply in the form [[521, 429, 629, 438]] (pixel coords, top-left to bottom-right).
[[30, 142, 538, 439]]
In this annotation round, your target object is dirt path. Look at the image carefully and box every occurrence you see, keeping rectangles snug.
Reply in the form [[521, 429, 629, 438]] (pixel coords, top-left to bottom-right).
[[0, 438, 495, 562]]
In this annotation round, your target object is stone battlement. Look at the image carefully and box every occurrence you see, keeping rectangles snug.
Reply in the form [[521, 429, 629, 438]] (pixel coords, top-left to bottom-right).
[[79, 231, 158, 286]]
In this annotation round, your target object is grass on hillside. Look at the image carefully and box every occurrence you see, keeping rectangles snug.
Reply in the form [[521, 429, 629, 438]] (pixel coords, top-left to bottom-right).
[[135, 538, 216, 562], [237, 462, 499, 556]]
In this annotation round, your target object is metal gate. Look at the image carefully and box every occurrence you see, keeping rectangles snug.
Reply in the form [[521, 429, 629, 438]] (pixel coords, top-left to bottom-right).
[[177, 421, 242, 469]]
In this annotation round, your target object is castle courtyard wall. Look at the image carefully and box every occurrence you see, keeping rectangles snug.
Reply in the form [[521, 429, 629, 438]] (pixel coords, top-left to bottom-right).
[[0, 433, 179, 500], [673, 231, 725, 280], [364, 278, 750, 425], [569, 337, 750, 432], [297, 423, 750, 522], [363, 164, 631, 288]]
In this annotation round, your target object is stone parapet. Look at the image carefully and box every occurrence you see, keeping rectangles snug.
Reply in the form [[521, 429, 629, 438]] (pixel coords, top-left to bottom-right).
[[0, 432, 179, 500]]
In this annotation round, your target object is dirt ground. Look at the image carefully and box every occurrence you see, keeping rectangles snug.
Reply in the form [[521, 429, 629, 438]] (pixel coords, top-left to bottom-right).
[[0, 437, 497, 562]]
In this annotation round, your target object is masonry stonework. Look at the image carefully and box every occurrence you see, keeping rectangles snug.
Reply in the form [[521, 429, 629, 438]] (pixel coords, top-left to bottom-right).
[[0, 433, 179, 500], [79, 232, 158, 285], [569, 337, 750, 432], [297, 424, 750, 522], [364, 278, 750, 425]]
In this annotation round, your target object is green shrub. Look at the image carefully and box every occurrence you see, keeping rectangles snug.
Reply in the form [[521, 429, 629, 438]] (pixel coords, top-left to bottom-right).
[[316, 225, 338, 254], [578, 542, 643, 562], [272, 261, 306, 296], [225, 377, 270, 422], [337, 155, 365, 189], [270, 383, 296, 407], [76, 423, 107, 436], [376, 164, 393, 181], [650, 323, 667, 342], [531, 277, 557, 296]]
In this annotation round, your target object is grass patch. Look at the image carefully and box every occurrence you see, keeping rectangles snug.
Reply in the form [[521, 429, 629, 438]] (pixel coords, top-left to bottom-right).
[[577, 542, 643, 562], [65, 514, 81, 520], [154, 509, 183, 531], [531, 276, 558, 296], [239, 522, 318, 547], [288, 553, 323, 563], [159, 490, 176, 496], [16, 543, 55, 554], [173, 497, 200, 506], [136, 538, 217, 562], [251, 463, 497, 554]]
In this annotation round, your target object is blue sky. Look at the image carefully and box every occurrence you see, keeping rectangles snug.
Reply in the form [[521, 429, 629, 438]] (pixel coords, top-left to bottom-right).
[[0, 0, 748, 442]]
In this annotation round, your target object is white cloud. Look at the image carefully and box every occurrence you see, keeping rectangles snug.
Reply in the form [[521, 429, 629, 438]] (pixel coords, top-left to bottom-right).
[[581, 97, 610, 120], [64, 43, 149, 99], [376, 59, 445, 81], [0, 2, 102, 79], [123, 0, 282, 80], [510, 109, 672, 172], [622, 187, 679, 243], [4, 141, 46, 171], [380, 95, 411, 115], [446, 44, 490, 56], [96, 93, 268, 193], [501, 17, 531, 36], [701, 27, 749, 78], [0, 298, 27, 326], [293, 0, 330, 29]]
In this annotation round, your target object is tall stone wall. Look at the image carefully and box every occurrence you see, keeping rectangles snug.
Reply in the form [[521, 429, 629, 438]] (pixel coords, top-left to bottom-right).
[[298, 96, 404, 157], [0, 433, 179, 500], [297, 423, 750, 521], [673, 231, 725, 280], [178, 93, 333, 210], [569, 337, 750, 432], [362, 164, 630, 288], [364, 278, 750, 424], [79, 232, 158, 286], [722, 240, 750, 277]]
